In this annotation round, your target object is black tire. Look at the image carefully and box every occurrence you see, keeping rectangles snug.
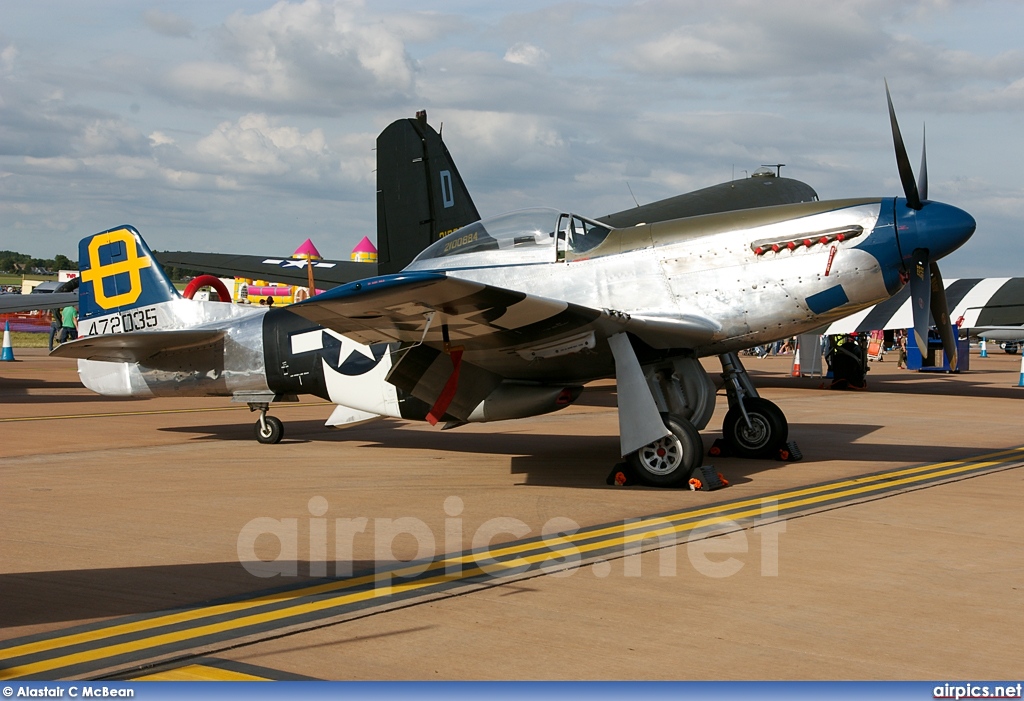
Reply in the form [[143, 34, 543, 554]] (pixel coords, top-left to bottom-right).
[[1003, 342, 1019, 355], [628, 415, 703, 487], [722, 397, 788, 459], [254, 415, 284, 444]]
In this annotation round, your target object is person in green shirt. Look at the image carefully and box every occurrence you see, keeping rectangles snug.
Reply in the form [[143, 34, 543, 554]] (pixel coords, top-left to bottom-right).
[[59, 305, 78, 343]]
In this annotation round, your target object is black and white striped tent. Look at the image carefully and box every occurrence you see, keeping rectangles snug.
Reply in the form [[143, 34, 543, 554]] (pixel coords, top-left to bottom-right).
[[823, 278, 1024, 334]]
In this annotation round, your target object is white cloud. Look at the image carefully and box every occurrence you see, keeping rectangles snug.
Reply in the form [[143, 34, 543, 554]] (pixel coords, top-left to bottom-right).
[[504, 42, 549, 68], [195, 113, 330, 178], [149, 131, 175, 147], [162, 0, 414, 110], [1, 44, 17, 74]]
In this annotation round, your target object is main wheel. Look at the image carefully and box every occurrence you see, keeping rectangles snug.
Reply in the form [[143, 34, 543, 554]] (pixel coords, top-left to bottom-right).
[[722, 397, 788, 458], [254, 415, 284, 444], [628, 415, 703, 487]]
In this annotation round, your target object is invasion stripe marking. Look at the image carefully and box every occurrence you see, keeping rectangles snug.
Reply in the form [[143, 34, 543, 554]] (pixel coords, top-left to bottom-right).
[[952, 277, 1012, 328], [942, 278, 982, 319], [823, 277, 1024, 334], [2, 448, 1022, 679], [977, 278, 1024, 327], [855, 285, 912, 332]]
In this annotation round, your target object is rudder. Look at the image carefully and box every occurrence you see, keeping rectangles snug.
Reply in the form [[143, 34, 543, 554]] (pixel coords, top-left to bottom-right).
[[376, 111, 480, 274]]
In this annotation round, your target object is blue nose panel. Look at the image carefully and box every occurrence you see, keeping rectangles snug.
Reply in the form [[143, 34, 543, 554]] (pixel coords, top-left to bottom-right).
[[806, 284, 850, 315]]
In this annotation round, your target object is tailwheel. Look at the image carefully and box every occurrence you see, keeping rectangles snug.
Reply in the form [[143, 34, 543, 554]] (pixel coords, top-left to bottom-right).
[[722, 397, 788, 459], [254, 414, 284, 444], [629, 415, 703, 487]]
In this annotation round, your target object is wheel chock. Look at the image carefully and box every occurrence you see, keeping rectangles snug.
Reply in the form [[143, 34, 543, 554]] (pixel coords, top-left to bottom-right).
[[708, 438, 732, 458], [606, 462, 640, 486], [776, 441, 803, 462], [688, 465, 728, 491]]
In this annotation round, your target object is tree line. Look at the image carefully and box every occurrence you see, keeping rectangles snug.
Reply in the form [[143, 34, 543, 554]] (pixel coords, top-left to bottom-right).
[[0, 251, 76, 275], [0, 249, 205, 281]]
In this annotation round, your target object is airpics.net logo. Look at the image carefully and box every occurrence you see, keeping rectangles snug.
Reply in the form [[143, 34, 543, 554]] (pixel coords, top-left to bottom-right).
[[236, 496, 787, 584], [934, 683, 1023, 699]]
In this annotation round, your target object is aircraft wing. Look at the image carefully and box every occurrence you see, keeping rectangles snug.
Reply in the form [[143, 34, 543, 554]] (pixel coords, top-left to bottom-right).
[[289, 272, 719, 353], [0, 292, 79, 313], [971, 326, 1024, 341], [50, 329, 226, 363], [289, 272, 718, 422], [153, 251, 376, 289]]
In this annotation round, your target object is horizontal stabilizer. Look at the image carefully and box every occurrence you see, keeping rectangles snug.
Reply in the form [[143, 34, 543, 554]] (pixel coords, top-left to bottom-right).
[[51, 329, 225, 363]]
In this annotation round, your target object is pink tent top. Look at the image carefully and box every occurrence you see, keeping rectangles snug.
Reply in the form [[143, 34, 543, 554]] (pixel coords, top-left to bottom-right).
[[351, 236, 378, 254], [292, 238, 322, 260]]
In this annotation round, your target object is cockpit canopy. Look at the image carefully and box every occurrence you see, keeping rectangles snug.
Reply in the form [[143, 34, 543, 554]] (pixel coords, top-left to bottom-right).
[[407, 208, 612, 270]]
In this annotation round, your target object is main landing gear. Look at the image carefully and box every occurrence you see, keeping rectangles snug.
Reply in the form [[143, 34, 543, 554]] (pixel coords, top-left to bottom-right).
[[628, 414, 703, 487], [624, 351, 790, 488], [718, 352, 789, 459]]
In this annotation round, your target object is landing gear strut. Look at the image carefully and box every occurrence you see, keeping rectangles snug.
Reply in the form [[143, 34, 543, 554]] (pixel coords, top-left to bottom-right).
[[613, 338, 794, 488], [250, 403, 284, 444], [718, 352, 789, 458]]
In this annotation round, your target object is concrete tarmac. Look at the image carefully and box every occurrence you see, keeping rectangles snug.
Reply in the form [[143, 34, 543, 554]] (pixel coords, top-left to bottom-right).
[[1, 346, 1022, 679]]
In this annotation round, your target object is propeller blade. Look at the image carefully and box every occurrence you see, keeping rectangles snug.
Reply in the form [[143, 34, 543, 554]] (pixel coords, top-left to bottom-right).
[[930, 262, 958, 370], [908, 248, 932, 352], [886, 81, 922, 210], [919, 124, 928, 202]]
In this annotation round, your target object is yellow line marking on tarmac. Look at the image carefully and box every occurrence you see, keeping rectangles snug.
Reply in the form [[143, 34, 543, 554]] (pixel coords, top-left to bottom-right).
[[0, 403, 333, 423], [2, 447, 1022, 679], [133, 664, 268, 681]]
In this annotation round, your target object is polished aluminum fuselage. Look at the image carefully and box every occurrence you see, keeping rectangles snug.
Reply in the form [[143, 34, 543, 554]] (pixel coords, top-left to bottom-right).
[[406, 198, 898, 356], [78, 299, 271, 397]]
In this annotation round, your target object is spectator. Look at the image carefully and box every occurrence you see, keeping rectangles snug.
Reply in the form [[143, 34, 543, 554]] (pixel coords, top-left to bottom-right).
[[896, 332, 908, 369], [48, 308, 61, 351], [59, 305, 78, 343]]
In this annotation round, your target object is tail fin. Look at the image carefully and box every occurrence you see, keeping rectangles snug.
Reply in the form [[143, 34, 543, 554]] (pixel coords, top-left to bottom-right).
[[78, 225, 180, 320], [376, 111, 480, 274]]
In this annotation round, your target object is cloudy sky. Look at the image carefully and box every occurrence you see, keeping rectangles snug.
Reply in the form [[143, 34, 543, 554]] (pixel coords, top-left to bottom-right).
[[1, 0, 1021, 276]]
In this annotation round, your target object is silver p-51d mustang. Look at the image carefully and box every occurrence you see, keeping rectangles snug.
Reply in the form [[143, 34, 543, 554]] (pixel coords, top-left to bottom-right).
[[57, 90, 976, 487]]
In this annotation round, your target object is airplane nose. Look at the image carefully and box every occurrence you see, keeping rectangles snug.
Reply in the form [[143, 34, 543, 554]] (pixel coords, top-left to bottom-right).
[[894, 198, 977, 264]]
